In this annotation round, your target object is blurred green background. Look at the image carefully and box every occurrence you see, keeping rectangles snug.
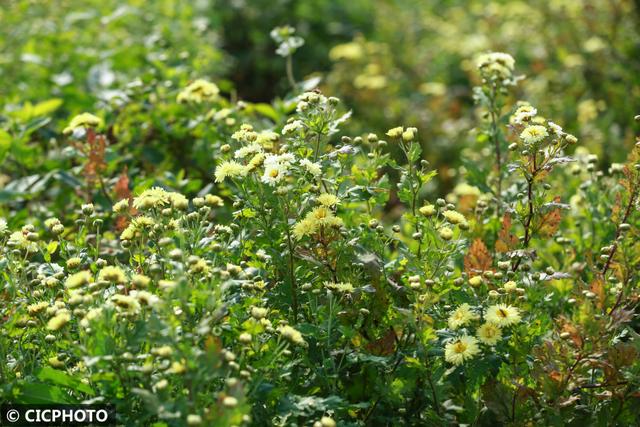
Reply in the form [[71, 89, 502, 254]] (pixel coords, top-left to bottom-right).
[[1, 0, 639, 209]]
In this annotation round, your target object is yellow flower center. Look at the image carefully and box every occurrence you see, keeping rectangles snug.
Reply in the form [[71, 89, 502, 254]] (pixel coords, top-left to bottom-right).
[[498, 309, 508, 318], [453, 341, 467, 353], [314, 209, 327, 219], [269, 169, 279, 178]]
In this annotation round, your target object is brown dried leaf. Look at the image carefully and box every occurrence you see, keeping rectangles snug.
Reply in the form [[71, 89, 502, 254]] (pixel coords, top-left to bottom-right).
[[590, 278, 605, 309], [495, 213, 519, 253], [538, 196, 562, 237], [83, 129, 107, 185], [549, 370, 563, 383], [114, 168, 131, 201], [561, 322, 583, 348], [115, 216, 129, 232], [611, 192, 622, 223], [464, 238, 493, 277], [457, 194, 477, 214], [365, 328, 396, 356]]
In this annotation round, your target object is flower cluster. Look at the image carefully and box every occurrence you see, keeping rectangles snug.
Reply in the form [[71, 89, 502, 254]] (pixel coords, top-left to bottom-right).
[[444, 302, 521, 365]]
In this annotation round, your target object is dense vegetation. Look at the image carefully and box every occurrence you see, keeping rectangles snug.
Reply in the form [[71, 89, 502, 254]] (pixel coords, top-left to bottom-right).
[[1, 1, 639, 425]]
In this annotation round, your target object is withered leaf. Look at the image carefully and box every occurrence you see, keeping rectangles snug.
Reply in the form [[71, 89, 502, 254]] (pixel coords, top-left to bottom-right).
[[496, 213, 519, 253], [464, 238, 493, 277], [114, 168, 131, 201], [83, 130, 107, 185], [590, 278, 605, 309], [538, 196, 562, 237], [561, 322, 583, 348], [365, 328, 396, 356]]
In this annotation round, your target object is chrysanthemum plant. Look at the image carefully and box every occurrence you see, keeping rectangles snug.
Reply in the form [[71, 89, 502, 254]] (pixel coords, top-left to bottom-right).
[[1, 49, 639, 426]]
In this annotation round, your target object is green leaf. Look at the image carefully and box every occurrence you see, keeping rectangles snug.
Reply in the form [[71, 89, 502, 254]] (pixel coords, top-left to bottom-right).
[[36, 367, 94, 395], [248, 103, 280, 122], [0, 129, 11, 163], [47, 241, 59, 255], [407, 142, 422, 163], [31, 98, 63, 117], [15, 382, 77, 404]]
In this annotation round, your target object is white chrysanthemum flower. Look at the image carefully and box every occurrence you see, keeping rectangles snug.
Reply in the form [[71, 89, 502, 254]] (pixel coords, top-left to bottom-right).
[[282, 120, 303, 135], [234, 144, 263, 159], [547, 121, 564, 136], [300, 158, 322, 177], [261, 162, 288, 186], [486, 304, 522, 327], [264, 153, 295, 166], [520, 125, 548, 145], [476, 52, 515, 80], [512, 105, 537, 124], [8, 231, 38, 253]]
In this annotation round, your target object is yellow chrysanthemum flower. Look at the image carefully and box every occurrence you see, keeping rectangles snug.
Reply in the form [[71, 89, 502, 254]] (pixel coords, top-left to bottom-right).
[[292, 218, 315, 240], [442, 210, 467, 226], [419, 204, 436, 217], [447, 303, 479, 329], [214, 161, 248, 183], [132, 187, 187, 210], [444, 335, 481, 365], [476, 322, 502, 346], [65, 270, 92, 289], [468, 276, 483, 287], [329, 42, 364, 61], [176, 79, 219, 104], [98, 266, 126, 284], [292, 206, 344, 240], [204, 195, 224, 207], [438, 227, 453, 241], [47, 311, 71, 331], [324, 282, 354, 293], [111, 294, 141, 314], [316, 193, 340, 207], [453, 183, 481, 198], [27, 301, 49, 315], [168, 360, 187, 374], [486, 304, 521, 327], [386, 126, 404, 138], [278, 325, 306, 346]]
